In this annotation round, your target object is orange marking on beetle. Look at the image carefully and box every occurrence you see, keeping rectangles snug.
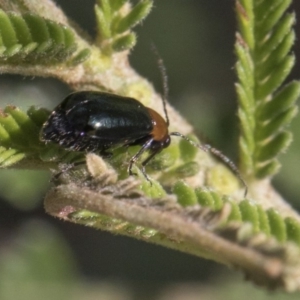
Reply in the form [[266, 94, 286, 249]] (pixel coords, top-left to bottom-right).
[[147, 107, 169, 142]]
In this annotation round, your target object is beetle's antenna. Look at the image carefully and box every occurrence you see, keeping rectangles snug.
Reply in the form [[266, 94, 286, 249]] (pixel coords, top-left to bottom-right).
[[150, 43, 170, 126], [170, 132, 248, 197]]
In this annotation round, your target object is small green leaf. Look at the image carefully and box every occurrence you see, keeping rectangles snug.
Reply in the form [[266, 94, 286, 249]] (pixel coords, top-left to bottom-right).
[[235, 83, 254, 113], [131, 167, 166, 198], [36, 40, 52, 53], [23, 14, 50, 43], [257, 14, 295, 62], [111, 33, 136, 52], [254, 0, 281, 20], [0, 111, 25, 146], [0, 106, 52, 168], [238, 108, 255, 150], [226, 200, 242, 222], [0, 123, 10, 143], [255, 131, 292, 162], [239, 200, 260, 232], [267, 208, 287, 242], [9, 14, 32, 45], [99, 0, 112, 22], [115, 0, 153, 34], [178, 135, 198, 162], [195, 187, 215, 208], [95, 0, 153, 53], [22, 42, 38, 55], [0, 9, 18, 47], [236, 60, 253, 95], [69, 210, 102, 222], [236, 2, 254, 49], [239, 136, 254, 173], [0, 147, 25, 167], [0, 150, 26, 167], [235, 43, 254, 88], [47, 21, 65, 45], [4, 106, 40, 145], [257, 205, 271, 235], [149, 144, 179, 171], [256, 107, 297, 141], [173, 181, 197, 207], [256, 54, 295, 99], [62, 26, 75, 49], [68, 48, 91, 66], [258, 81, 300, 121], [285, 217, 300, 245], [210, 191, 223, 211], [95, 4, 111, 39], [4, 44, 22, 57], [255, 160, 280, 178], [256, 31, 295, 79], [27, 106, 50, 127], [255, 1, 292, 40]]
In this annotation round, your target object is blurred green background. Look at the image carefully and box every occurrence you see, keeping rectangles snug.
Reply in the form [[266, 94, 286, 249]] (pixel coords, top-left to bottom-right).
[[1, 1, 300, 299]]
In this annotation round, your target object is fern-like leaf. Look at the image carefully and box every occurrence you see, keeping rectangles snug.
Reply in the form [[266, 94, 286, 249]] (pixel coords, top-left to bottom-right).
[[174, 183, 300, 246], [0, 9, 82, 64], [0, 105, 44, 167], [95, 0, 153, 53], [0, 105, 83, 168], [235, 0, 300, 179]]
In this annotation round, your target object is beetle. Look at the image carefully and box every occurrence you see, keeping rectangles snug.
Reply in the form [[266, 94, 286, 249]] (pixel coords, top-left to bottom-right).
[[41, 90, 171, 180], [40, 50, 247, 195], [40, 89, 247, 195]]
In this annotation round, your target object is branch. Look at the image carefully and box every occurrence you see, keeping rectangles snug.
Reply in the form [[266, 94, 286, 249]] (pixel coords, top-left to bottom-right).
[[44, 157, 300, 291]]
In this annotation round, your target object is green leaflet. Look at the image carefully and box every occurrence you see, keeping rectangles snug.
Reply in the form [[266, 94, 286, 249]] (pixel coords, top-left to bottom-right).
[[95, 0, 153, 53], [173, 183, 300, 246], [0, 105, 82, 168], [111, 33, 136, 52], [0, 106, 42, 149], [0, 146, 25, 167], [0, 9, 90, 64], [235, 0, 300, 179], [0, 105, 44, 167]]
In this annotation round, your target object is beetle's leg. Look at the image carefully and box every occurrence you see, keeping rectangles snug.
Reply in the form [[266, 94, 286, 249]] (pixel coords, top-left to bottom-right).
[[128, 138, 153, 177], [140, 149, 162, 182]]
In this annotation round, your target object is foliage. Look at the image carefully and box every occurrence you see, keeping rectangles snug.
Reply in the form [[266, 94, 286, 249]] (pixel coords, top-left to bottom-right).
[[95, 0, 153, 53], [0, 9, 91, 65], [235, 0, 300, 178]]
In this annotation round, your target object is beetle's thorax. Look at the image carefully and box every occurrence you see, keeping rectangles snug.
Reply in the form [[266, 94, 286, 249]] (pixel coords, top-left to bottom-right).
[[146, 107, 169, 143]]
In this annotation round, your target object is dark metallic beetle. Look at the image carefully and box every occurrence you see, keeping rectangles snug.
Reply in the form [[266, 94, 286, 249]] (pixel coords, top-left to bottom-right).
[[40, 50, 247, 195], [41, 91, 171, 180], [40, 90, 247, 195]]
